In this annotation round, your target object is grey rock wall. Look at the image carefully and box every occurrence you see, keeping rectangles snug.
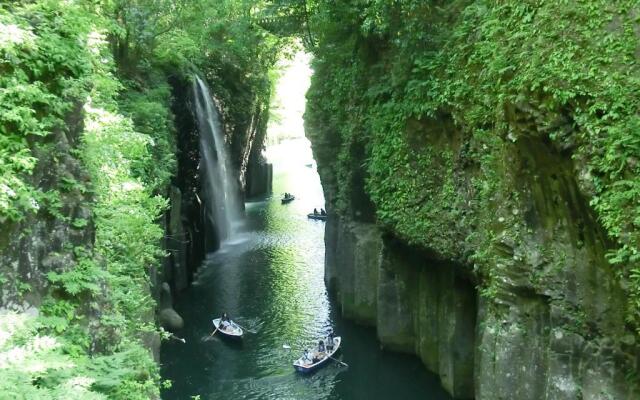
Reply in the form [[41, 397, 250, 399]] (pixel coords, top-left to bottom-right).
[[325, 216, 476, 399], [246, 156, 272, 199], [323, 206, 638, 400]]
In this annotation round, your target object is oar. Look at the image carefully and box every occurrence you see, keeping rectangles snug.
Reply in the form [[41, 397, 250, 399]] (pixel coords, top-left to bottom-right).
[[170, 334, 186, 343], [206, 326, 219, 340], [233, 321, 257, 334], [328, 356, 348, 367]]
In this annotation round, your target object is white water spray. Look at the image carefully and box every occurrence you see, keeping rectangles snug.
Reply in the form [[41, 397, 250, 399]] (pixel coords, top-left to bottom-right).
[[193, 75, 242, 242]]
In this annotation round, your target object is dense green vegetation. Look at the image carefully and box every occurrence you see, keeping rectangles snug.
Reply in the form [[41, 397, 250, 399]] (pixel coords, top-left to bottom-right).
[[2, 0, 638, 397], [0, 4, 165, 397], [304, 1, 640, 331], [0, 1, 285, 398]]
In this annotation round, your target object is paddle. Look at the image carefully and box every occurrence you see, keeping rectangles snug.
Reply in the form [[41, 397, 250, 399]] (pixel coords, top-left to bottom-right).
[[233, 321, 257, 334], [328, 356, 348, 367], [170, 334, 186, 344], [205, 326, 219, 340]]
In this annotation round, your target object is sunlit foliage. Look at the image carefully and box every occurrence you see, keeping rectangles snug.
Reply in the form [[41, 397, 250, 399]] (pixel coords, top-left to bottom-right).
[[1, 0, 285, 398]]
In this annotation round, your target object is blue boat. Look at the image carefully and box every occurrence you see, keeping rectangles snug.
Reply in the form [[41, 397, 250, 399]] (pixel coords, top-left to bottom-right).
[[293, 336, 342, 373]]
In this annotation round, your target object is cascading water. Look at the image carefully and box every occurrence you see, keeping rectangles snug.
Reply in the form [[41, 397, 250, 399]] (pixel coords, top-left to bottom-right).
[[193, 75, 242, 243]]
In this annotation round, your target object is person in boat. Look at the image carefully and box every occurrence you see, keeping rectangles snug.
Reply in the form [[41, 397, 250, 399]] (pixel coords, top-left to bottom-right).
[[220, 312, 230, 330], [326, 332, 334, 351], [303, 349, 311, 365], [311, 340, 326, 363], [313, 208, 318, 215], [320, 208, 326, 216]]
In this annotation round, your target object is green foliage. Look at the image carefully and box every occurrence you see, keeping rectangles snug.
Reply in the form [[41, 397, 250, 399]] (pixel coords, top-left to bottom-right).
[[161, 0, 287, 142], [47, 253, 104, 296], [0, 2, 92, 222], [0, 310, 161, 400], [0, 312, 106, 400], [1, 1, 290, 399], [118, 78, 176, 192], [0, 1, 176, 397], [306, 1, 640, 329]]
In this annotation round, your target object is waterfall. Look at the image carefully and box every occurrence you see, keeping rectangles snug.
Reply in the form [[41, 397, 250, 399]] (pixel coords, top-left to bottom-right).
[[193, 75, 242, 243]]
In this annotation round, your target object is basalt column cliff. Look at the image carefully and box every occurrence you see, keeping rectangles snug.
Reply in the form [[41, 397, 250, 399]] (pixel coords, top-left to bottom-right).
[[305, 2, 640, 399]]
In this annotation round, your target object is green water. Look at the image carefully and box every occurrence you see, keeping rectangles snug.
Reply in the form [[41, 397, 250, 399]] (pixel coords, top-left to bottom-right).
[[161, 139, 452, 400]]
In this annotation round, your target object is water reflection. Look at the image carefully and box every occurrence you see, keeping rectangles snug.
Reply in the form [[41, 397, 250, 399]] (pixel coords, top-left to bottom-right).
[[161, 139, 451, 400]]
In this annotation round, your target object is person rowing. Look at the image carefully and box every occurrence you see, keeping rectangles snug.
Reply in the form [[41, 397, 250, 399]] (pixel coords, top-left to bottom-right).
[[326, 331, 335, 351], [311, 340, 327, 363], [220, 312, 231, 331], [302, 349, 312, 365]]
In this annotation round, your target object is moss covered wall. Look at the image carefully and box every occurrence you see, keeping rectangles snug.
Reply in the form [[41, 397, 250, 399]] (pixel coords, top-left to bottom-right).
[[306, 1, 640, 399]]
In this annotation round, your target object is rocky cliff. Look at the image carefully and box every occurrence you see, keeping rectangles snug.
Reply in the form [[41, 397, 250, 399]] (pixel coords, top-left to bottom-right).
[[306, 1, 640, 399], [0, 2, 276, 397]]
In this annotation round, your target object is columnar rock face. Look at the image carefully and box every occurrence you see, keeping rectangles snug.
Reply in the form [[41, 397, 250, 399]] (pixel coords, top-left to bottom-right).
[[158, 283, 184, 332], [246, 152, 273, 199], [306, 3, 640, 398], [314, 134, 639, 399], [165, 186, 189, 292], [313, 137, 640, 399], [325, 217, 476, 399]]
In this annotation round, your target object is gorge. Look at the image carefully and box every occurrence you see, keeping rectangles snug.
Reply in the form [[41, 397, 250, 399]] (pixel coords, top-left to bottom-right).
[[1, 1, 639, 400]]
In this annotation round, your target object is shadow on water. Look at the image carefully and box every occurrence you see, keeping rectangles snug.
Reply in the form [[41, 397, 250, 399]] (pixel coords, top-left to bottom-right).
[[161, 139, 452, 400]]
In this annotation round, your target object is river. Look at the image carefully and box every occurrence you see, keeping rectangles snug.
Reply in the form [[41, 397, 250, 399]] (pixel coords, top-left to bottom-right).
[[161, 139, 452, 400]]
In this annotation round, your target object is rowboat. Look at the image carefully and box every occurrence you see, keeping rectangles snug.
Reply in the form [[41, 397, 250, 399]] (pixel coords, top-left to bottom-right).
[[293, 336, 342, 373], [212, 318, 243, 339], [307, 213, 327, 221], [281, 196, 295, 204]]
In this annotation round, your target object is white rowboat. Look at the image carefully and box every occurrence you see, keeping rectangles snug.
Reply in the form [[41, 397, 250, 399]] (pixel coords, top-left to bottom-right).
[[293, 336, 342, 373], [212, 318, 243, 339]]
